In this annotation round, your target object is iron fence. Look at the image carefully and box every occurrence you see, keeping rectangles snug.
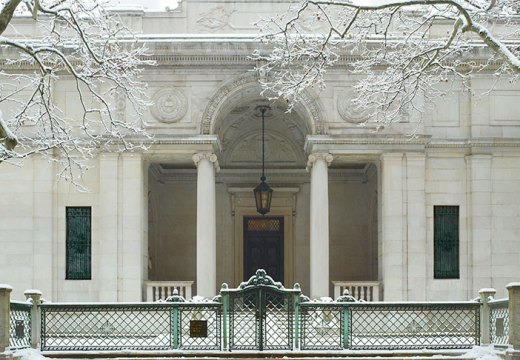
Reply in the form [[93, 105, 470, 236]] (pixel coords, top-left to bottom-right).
[[176, 303, 221, 350], [9, 301, 32, 349], [347, 302, 480, 350], [40, 301, 222, 351], [489, 299, 509, 346], [299, 302, 344, 350]]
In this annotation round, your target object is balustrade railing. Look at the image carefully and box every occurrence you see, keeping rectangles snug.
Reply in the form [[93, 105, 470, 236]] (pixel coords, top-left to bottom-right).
[[333, 281, 381, 301], [145, 281, 193, 302]]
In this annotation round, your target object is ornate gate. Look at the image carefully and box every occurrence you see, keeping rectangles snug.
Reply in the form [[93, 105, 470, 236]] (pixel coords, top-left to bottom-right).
[[221, 269, 301, 351]]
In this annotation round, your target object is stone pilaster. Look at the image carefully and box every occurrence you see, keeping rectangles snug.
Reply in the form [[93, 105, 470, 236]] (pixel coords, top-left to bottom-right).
[[307, 152, 333, 299], [99, 154, 119, 301], [405, 153, 427, 300], [119, 153, 145, 301], [466, 155, 492, 293], [380, 153, 405, 301], [193, 152, 219, 298]]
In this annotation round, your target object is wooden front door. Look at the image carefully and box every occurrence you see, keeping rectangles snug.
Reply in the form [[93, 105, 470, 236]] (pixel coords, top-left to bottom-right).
[[243, 217, 284, 283]]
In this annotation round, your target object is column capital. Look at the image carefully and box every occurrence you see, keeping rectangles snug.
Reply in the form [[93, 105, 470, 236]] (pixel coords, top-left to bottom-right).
[[193, 152, 220, 171], [307, 152, 333, 171]]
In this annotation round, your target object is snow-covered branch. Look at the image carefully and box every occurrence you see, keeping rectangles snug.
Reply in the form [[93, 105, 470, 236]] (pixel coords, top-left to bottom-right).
[[254, 0, 520, 126], [0, 0, 153, 183]]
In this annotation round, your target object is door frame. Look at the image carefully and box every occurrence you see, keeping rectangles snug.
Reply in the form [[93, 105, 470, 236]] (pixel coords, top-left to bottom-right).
[[230, 187, 297, 287]]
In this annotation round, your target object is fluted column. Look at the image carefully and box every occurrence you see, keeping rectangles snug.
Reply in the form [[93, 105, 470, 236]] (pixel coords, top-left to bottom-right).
[[308, 152, 333, 299], [193, 152, 219, 298]]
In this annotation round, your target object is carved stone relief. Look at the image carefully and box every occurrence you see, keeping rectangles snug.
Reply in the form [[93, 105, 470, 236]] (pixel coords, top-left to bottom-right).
[[151, 88, 188, 123], [196, 6, 237, 30], [337, 90, 369, 123]]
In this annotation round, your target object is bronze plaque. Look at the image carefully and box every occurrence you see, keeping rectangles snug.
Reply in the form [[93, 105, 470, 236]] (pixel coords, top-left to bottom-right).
[[15, 320, 24, 338], [190, 320, 208, 338]]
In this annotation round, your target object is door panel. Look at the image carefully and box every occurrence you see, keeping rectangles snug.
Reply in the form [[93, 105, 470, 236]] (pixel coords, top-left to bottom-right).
[[244, 217, 284, 283]]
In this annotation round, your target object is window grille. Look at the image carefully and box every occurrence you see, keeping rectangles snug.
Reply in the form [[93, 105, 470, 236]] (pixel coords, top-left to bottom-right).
[[66, 207, 92, 280], [246, 218, 281, 232], [434, 206, 459, 279]]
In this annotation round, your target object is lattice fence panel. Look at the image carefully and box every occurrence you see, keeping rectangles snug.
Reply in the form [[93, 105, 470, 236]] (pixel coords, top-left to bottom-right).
[[41, 304, 172, 351], [300, 304, 343, 350], [490, 300, 509, 346], [9, 301, 32, 349], [178, 305, 221, 350], [229, 292, 259, 350], [263, 291, 292, 350], [349, 303, 480, 350]]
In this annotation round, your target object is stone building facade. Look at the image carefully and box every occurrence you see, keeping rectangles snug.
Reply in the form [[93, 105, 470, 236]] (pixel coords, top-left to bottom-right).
[[1, 0, 520, 302]]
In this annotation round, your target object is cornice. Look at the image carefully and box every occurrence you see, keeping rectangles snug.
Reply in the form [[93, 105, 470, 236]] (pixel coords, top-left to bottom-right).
[[305, 135, 520, 151]]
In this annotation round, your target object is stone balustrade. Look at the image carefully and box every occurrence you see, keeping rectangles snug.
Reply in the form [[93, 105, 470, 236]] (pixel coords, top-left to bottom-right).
[[144, 281, 194, 301], [333, 281, 381, 301]]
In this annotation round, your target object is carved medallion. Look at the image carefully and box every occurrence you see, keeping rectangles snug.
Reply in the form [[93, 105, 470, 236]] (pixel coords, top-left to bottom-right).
[[337, 91, 369, 123], [151, 88, 188, 123]]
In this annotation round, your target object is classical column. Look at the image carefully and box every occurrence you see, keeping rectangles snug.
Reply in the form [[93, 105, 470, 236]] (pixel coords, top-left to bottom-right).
[[193, 152, 219, 298], [308, 152, 333, 299]]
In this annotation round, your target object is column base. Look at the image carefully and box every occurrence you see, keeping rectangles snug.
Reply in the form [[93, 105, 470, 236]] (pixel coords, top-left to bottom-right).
[[506, 349, 520, 360]]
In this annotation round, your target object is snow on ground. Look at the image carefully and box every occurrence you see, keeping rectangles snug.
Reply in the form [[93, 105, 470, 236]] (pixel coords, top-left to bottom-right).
[[14, 345, 505, 360]]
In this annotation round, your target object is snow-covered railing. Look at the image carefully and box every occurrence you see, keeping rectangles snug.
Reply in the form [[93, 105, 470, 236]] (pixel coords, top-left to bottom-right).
[[40, 300, 222, 351], [4, 279, 520, 353], [299, 300, 480, 350], [333, 281, 381, 301], [8, 300, 32, 350], [489, 298, 509, 346], [145, 281, 193, 302]]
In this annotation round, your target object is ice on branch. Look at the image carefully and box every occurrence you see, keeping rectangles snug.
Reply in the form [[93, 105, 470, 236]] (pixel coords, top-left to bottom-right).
[[253, 0, 520, 127]]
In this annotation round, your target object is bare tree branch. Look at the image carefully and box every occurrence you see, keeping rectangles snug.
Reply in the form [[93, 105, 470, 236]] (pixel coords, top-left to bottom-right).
[[0, 0, 153, 183], [254, 0, 520, 126]]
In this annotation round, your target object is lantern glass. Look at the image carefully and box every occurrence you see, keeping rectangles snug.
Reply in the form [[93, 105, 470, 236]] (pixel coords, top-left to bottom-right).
[[254, 180, 273, 215]]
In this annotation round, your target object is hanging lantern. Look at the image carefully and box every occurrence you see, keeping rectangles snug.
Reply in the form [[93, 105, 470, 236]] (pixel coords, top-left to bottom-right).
[[254, 106, 273, 215]]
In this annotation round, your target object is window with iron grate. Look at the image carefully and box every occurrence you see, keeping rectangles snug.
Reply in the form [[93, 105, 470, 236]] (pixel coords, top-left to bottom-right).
[[433, 205, 459, 279], [66, 207, 92, 280], [247, 218, 280, 232]]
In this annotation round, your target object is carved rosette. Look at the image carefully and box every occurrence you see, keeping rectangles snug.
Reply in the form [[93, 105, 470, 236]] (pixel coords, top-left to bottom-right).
[[193, 152, 220, 171], [337, 91, 369, 123], [151, 88, 188, 123], [307, 152, 333, 171]]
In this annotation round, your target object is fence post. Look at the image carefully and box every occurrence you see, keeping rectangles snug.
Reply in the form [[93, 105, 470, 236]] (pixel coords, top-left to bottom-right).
[[24, 290, 42, 349], [0, 285, 13, 354], [479, 288, 496, 345], [220, 284, 228, 351], [506, 283, 520, 360]]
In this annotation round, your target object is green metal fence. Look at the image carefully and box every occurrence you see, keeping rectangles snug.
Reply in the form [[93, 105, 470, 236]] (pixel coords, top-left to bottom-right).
[[9, 301, 32, 349], [347, 302, 480, 350], [40, 301, 222, 351], [37, 270, 482, 352], [489, 299, 509, 346]]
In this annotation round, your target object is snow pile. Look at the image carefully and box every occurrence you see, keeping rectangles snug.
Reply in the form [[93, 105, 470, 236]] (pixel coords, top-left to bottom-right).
[[15, 349, 47, 360], [462, 345, 503, 360]]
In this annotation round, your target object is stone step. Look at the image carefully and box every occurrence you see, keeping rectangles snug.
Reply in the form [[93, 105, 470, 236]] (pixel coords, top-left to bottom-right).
[[41, 350, 475, 360]]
